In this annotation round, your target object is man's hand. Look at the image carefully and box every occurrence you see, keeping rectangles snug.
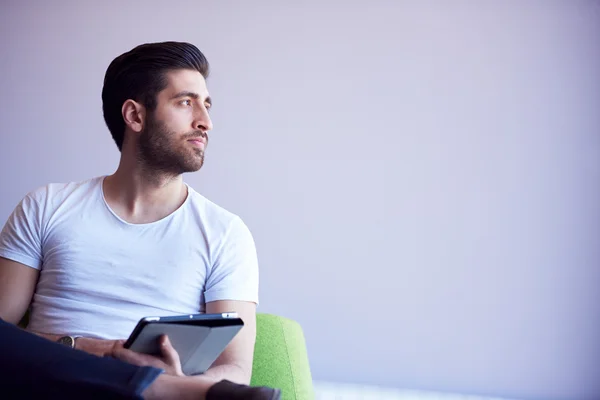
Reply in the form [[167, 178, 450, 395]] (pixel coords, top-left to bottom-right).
[[111, 335, 184, 377], [76, 337, 124, 358]]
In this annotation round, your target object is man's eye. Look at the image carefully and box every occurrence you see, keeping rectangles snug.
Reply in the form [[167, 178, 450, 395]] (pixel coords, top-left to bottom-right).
[[181, 99, 192, 106]]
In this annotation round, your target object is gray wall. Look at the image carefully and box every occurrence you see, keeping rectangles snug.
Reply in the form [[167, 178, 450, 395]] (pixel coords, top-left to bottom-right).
[[1, 1, 599, 400]]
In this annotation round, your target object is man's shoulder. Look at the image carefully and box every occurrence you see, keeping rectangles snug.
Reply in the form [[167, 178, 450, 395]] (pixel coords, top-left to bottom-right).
[[24, 176, 103, 207], [184, 185, 247, 231]]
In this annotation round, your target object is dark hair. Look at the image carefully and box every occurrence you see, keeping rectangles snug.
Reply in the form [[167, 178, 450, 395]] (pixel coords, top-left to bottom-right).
[[101, 41, 210, 151]]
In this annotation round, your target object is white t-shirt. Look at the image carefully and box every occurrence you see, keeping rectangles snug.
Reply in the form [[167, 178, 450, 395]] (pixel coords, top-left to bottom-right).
[[0, 176, 259, 339]]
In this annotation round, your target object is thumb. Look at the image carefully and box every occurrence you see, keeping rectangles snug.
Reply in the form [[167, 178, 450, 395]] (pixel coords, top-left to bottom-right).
[[159, 335, 181, 367]]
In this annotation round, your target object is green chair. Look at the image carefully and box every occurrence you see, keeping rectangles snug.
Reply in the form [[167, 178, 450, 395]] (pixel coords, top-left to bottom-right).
[[251, 313, 314, 399]]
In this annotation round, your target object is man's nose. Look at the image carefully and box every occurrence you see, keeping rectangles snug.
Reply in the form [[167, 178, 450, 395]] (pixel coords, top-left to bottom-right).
[[194, 110, 213, 133]]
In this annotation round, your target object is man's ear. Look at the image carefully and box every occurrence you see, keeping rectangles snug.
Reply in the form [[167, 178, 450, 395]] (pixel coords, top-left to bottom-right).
[[121, 99, 146, 133]]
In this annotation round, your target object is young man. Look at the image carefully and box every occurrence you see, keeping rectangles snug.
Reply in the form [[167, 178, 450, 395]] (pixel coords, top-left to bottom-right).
[[0, 42, 279, 399]]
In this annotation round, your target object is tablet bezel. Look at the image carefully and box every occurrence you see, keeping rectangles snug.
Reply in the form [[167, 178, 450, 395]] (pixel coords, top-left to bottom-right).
[[123, 312, 244, 349]]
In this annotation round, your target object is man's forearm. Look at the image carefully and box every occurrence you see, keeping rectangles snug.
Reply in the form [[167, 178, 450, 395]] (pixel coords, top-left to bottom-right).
[[26, 329, 62, 342], [24, 328, 120, 357], [200, 362, 251, 385]]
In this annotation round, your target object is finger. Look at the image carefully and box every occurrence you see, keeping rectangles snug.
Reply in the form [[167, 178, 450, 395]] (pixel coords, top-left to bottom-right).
[[111, 340, 126, 351], [112, 347, 155, 367], [159, 335, 181, 367]]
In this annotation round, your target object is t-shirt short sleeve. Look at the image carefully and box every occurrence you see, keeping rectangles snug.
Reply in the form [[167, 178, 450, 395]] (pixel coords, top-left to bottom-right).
[[0, 192, 44, 270], [204, 216, 259, 305]]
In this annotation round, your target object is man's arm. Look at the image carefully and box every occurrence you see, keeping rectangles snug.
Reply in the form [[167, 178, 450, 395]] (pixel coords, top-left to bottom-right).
[[0, 256, 122, 357], [111, 300, 257, 382], [201, 300, 257, 385], [0, 257, 38, 324]]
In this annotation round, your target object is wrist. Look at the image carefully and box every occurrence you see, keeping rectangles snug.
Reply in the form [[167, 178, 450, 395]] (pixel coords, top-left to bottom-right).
[[73, 336, 92, 351], [72, 335, 83, 349]]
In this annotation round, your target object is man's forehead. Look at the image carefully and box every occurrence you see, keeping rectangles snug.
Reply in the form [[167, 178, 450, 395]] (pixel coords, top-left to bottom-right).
[[163, 69, 209, 97]]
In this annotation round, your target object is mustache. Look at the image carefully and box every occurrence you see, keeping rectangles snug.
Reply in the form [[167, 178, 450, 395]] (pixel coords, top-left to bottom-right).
[[183, 131, 208, 141]]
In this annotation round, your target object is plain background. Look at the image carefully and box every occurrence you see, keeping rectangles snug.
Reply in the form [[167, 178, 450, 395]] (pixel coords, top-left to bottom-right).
[[1, 1, 599, 400]]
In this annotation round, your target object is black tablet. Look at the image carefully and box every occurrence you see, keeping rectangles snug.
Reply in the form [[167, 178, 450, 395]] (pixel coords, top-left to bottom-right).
[[124, 312, 244, 376]]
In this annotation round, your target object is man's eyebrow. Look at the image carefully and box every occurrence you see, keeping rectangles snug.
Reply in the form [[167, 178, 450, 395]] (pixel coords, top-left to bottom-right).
[[171, 91, 212, 106]]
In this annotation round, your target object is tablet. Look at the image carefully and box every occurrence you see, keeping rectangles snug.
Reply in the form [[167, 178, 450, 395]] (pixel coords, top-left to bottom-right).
[[124, 312, 244, 376]]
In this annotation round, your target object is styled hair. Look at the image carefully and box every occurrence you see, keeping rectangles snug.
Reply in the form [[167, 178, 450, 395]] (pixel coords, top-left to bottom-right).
[[101, 41, 210, 151]]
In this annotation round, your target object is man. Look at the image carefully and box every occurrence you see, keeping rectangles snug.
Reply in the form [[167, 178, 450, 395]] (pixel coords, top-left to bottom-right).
[[0, 41, 279, 399]]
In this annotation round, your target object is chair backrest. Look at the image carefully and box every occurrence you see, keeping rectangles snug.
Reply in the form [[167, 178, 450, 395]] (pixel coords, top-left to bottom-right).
[[251, 313, 314, 399]]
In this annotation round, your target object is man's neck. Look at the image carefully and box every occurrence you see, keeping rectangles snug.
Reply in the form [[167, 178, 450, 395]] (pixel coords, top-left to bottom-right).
[[103, 163, 188, 225]]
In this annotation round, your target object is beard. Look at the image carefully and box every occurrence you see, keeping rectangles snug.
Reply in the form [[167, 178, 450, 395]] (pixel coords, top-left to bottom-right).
[[137, 114, 207, 176]]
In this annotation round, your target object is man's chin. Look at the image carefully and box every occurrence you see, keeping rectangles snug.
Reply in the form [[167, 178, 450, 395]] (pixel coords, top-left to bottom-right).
[[182, 159, 204, 173]]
